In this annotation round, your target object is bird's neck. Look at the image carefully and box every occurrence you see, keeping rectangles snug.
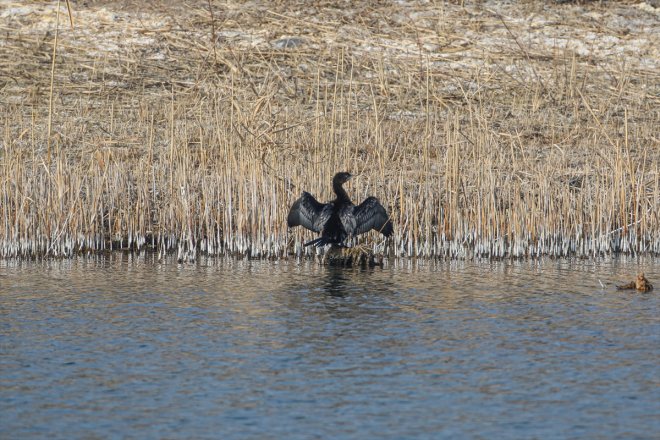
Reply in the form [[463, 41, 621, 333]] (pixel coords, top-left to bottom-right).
[[333, 181, 351, 203]]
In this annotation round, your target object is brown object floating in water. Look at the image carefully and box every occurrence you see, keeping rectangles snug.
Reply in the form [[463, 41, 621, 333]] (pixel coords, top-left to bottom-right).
[[617, 273, 653, 292]]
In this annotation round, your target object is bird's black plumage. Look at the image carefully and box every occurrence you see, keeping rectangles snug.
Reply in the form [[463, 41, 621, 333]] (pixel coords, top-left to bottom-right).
[[287, 172, 393, 247]]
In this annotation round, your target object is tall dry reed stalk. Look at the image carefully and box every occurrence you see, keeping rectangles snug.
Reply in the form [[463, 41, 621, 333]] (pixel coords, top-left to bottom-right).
[[0, 1, 658, 259]]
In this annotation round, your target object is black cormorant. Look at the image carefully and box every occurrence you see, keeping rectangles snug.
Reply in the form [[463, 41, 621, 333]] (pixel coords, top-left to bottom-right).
[[287, 172, 393, 247]]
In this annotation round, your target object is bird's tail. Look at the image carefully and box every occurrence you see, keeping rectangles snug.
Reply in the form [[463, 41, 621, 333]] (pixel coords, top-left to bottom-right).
[[303, 237, 327, 247], [303, 237, 349, 248]]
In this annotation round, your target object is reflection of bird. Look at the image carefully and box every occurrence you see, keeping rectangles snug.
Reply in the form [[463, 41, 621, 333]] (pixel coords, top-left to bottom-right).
[[287, 172, 393, 247]]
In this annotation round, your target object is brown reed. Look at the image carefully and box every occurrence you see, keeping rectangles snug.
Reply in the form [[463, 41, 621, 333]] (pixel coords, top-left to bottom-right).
[[0, 1, 658, 260]]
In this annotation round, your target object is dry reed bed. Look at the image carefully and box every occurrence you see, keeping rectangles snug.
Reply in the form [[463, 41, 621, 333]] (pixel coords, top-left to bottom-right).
[[0, 1, 659, 259]]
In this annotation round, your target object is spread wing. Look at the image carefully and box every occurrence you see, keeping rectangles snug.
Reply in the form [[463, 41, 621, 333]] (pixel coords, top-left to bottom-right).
[[348, 197, 393, 237], [287, 191, 333, 233]]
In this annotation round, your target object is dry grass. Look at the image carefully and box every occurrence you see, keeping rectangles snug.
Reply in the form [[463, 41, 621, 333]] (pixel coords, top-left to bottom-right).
[[0, 0, 658, 259]]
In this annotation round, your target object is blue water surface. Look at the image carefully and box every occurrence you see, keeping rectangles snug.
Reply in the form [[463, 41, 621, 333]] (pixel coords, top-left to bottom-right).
[[1, 255, 658, 439]]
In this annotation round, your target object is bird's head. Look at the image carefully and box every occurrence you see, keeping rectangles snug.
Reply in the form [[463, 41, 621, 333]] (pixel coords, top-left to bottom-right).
[[333, 172, 353, 185]]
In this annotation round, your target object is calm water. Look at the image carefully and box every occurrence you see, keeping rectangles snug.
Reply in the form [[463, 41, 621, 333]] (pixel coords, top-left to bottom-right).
[[1, 255, 658, 439]]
